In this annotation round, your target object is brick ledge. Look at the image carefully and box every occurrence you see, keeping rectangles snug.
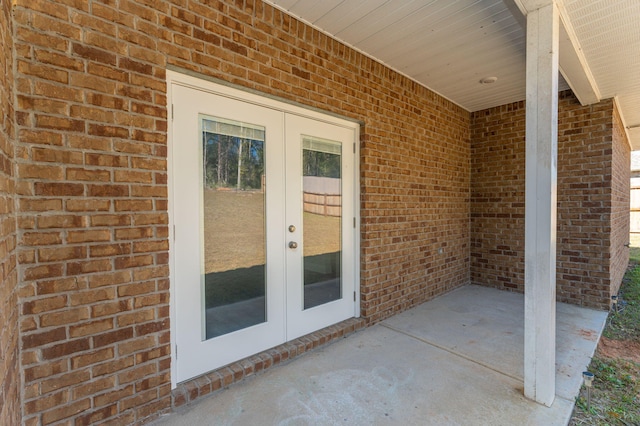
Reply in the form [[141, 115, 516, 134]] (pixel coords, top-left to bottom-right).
[[171, 317, 366, 409]]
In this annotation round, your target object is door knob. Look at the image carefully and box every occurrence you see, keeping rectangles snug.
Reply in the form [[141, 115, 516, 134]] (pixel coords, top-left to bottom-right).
[[289, 241, 298, 249]]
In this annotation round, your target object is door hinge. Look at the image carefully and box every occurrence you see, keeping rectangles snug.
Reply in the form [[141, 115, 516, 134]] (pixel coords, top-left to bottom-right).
[[171, 104, 174, 120], [353, 217, 356, 228], [353, 291, 356, 302], [353, 142, 356, 153], [175, 344, 178, 359], [173, 225, 176, 241]]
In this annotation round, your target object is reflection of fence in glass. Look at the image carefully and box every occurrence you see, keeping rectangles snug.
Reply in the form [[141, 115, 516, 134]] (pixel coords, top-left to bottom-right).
[[303, 138, 342, 217], [303, 176, 341, 217], [302, 138, 342, 309]]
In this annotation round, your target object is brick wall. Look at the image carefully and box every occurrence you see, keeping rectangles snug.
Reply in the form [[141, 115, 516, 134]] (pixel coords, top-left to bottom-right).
[[0, 0, 20, 423], [13, 0, 470, 423], [557, 93, 615, 308], [471, 91, 630, 310], [14, 1, 172, 423], [610, 103, 631, 298], [470, 101, 526, 291]]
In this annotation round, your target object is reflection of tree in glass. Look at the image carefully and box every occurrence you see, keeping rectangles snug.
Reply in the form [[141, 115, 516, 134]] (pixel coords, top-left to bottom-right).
[[303, 150, 341, 178], [203, 132, 264, 190]]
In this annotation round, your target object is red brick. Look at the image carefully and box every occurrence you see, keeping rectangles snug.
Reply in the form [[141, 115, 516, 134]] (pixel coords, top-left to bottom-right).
[[71, 347, 115, 369], [42, 338, 91, 360], [41, 369, 91, 394], [93, 327, 134, 348], [23, 263, 64, 280], [37, 214, 87, 229], [69, 288, 115, 306], [67, 229, 111, 244], [22, 231, 62, 246], [32, 147, 83, 164], [37, 278, 81, 295], [35, 115, 84, 132], [22, 295, 67, 315], [72, 43, 117, 65], [22, 327, 67, 350], [66, 168, 111, 182], [94, 358, 136, 381], [67, 259, 112, 275], [40, 307, 90, 327], [94, 385, 134, 408], [66, 199, 111, 212], [38, 246, 86, 262], [87, 184, 130, 197], [70, 318, 114, 338], [24, 391, 69, 416], [41, 398, 91, 425], [20, 198, 63, 212], [34, 182, 84, 196]]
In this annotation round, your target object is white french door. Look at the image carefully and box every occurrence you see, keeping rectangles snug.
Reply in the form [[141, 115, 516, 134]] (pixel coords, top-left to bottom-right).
[[169, 74, 358, 384], [284, 114, 356, 339]]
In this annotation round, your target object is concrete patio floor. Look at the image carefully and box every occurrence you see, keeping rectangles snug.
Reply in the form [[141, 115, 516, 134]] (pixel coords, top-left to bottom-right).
[[155, 285, 608, 425]]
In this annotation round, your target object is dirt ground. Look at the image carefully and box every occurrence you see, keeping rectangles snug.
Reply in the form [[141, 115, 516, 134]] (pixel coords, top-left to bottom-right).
[[203, 190, 340, 273], [597, 337, 640, 364]]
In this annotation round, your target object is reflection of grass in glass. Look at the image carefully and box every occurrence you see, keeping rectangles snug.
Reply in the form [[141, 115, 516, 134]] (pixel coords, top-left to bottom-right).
[[205, 251, 341, 308], [304, 212, 340, 257], [203, 192, 343, 308], [204, 190, 265, 273], [304, 251, 340, 285], [205, 265, 265, 308]]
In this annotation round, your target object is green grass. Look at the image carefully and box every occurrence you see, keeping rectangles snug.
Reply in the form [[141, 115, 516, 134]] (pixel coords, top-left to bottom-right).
[[629, 246, 640, 264], [603, 265, 640, 340], [572, 357, 640, 425], [570, 263, 640, 425]]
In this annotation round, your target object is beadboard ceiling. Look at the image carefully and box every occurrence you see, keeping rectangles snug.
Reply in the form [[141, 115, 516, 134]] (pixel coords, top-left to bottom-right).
[[263, 0, 640, 150]]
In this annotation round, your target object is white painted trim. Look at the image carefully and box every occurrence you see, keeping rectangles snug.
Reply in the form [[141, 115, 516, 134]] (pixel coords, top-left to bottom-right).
[[168, 70, 360, 132], [524, 2, 559, 407], [613, 96, 633, 151], [354, 126, 361, 319], [512, 0, 600, 106], [167, 74, 178, 389], [556, 2, 600, 105], [166, 70, 361, 387]]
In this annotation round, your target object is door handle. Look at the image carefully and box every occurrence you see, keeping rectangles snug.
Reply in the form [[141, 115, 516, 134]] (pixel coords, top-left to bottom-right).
[[288, 241, 298, 249]]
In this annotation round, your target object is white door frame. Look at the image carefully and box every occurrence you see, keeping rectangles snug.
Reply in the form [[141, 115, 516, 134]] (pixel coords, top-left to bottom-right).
[[167, 70, 361, 387]]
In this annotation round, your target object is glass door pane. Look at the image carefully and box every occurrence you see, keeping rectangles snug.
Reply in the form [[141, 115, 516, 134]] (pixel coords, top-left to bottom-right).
[[173, 80, 287, 383], [302, 136, 342, 309], [201, 116, 266, 339]]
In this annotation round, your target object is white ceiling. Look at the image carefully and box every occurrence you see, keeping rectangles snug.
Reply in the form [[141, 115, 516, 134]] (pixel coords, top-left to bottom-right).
[[563, 0, 640, 149], [263, 0, 640, 149]]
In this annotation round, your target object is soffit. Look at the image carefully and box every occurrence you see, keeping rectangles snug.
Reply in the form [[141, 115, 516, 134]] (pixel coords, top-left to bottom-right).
[[263, 0, 640, 149], [563, 0, 640, 149]]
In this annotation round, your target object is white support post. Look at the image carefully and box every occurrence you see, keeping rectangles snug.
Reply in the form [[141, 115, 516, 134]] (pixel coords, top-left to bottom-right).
[[524, 2, 559, 407]]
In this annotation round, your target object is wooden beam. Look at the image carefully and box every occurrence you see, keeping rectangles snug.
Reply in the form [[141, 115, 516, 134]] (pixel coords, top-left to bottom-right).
[[510, 0, 600, 106], [524, 1, 559, 407]]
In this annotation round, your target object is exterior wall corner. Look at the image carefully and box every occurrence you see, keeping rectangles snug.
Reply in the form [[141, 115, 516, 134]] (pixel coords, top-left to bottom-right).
[[471, 90, 626, 310]]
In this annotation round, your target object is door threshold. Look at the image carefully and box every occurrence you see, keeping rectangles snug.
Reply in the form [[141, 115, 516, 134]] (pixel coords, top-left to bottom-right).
[[171, 317, 365, 410]]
